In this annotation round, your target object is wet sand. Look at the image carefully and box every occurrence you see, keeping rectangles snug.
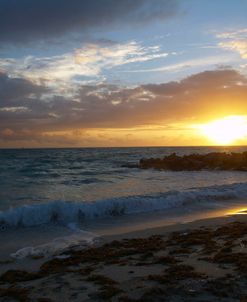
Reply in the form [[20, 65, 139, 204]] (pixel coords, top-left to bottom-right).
[[1, 210, 247, 301]]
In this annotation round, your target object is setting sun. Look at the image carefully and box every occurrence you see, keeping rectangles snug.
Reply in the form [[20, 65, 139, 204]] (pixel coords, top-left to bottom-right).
[[199, 116, 247, 145]]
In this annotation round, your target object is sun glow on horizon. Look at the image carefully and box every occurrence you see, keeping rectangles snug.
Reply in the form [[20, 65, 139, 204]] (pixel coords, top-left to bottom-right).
[[199, 116, 247, 145]]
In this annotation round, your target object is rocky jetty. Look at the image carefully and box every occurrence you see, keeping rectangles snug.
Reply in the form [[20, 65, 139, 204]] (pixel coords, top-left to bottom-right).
[[138, 151, 247, 171]]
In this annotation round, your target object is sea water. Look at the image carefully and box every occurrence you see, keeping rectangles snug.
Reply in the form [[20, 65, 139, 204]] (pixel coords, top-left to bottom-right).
[[1, 146, 247, 258]]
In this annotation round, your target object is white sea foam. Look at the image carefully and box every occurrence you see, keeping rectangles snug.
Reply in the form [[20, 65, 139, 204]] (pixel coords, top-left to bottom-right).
[[11, 228, 97, 259], [1, 182, 247, 229]]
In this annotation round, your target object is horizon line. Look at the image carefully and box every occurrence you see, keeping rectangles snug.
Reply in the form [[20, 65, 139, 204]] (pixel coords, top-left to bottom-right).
[[1, 145, 247, 150]]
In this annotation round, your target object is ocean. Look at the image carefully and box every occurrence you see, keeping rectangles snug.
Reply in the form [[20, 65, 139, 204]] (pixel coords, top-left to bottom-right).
[[1, 146, 247, 259]]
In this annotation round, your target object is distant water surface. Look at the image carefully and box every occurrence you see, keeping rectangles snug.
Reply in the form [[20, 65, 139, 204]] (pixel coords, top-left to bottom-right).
[[1, 146, 247, 212]]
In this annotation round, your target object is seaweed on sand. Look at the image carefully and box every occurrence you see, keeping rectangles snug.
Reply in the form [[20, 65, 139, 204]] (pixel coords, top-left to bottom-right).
[[87, 274, 122, 300], [0, 286, 30, 302]]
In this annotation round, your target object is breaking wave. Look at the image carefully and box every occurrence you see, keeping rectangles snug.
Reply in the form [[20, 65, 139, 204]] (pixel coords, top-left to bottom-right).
[[1, 182, 247, 229]]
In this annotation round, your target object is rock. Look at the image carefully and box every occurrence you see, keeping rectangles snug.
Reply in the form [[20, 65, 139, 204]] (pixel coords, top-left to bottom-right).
[[136, 151, 247, 171]]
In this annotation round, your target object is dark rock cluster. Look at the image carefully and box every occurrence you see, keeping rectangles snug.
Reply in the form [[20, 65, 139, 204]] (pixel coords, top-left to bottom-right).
[[138, 152, 247, 171]]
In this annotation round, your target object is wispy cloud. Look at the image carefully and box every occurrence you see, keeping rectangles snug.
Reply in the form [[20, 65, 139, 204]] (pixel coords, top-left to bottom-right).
[[217, 28, 247, 59], [216, 28, 247, 39], [121, 55, 233, 73], [0, 41, 168, 90], [219, 40, 247, 59], [74, 41, 168, 69]]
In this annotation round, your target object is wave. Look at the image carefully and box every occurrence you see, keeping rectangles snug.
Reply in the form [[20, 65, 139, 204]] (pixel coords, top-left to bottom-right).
[[1, 182, 247, 229]]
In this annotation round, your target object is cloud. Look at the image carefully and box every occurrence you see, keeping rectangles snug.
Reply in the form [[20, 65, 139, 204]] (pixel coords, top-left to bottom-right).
[[122, 55, 233, 73], [0, 41, 168, 96], [0, 71, 48, 106], [1, 68, 247, 146], [217, 28, 247, 59], [216, 28, 247, 39], [0, 41, 168, 89], [219, 40, 247, 59], [0, 0, 178, 44]]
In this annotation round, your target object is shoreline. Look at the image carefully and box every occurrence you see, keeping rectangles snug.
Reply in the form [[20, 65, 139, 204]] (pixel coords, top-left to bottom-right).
[[0, 200, 246, 265], [104, 209, 247, 242], [1, 210, 247, 301]]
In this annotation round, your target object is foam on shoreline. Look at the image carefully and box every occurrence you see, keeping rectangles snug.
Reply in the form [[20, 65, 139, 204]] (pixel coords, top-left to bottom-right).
[[10, 228, 97, 259]]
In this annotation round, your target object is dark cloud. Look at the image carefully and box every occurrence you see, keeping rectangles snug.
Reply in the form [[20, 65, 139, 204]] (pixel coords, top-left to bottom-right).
[[0, 0, 178, 44], [0, 72, 48, 107], [1, 68, 247, 146], [141, 69, 247, 122], [142, 69, 247, 95]]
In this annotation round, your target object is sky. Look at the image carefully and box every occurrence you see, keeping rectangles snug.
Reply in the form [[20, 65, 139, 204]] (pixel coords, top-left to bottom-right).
[[1, 0, 247, 147]]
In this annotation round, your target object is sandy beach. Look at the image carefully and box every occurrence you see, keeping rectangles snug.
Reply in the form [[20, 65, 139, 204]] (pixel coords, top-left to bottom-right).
[[1, 211, 247, 302]]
